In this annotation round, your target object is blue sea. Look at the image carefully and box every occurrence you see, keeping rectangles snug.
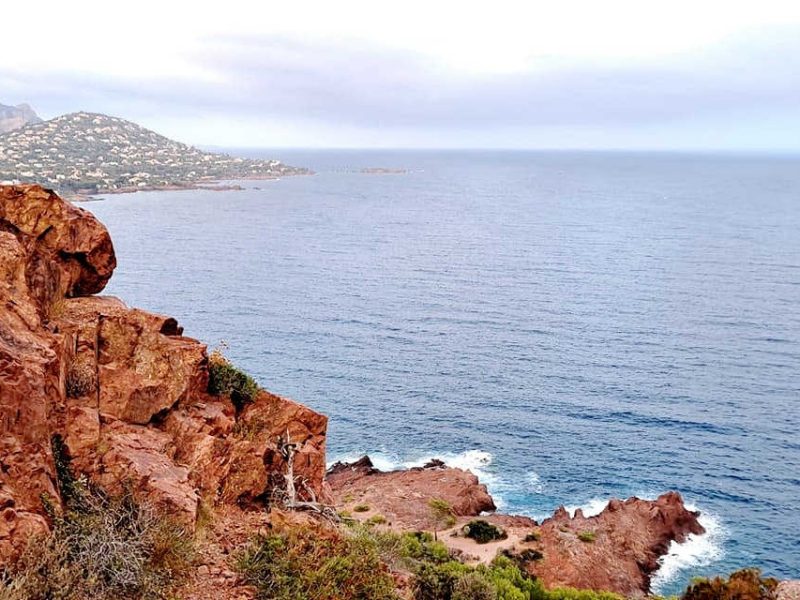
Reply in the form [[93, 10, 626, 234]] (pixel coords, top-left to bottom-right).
[[89, 150, 800, 593]]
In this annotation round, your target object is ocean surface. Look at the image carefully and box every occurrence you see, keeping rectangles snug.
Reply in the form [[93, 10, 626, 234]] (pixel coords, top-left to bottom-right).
[[89, 150, 800, 593]]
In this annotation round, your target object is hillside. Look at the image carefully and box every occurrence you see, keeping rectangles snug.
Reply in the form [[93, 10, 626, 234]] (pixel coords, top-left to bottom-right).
[[0, 112, 306, 193], [0, 102, 41, 134]]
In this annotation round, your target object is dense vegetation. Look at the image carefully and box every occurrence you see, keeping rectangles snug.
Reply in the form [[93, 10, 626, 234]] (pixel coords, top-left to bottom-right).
[[0, 438, 193, 600], [680, 569, 779, 600], [236, 524, 626, 600], [236, 525, 398, 600], [207, 349, 260, 409]]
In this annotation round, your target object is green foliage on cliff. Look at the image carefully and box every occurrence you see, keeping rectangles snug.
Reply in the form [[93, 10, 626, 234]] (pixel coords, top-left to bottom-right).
[[236, 525, 399, 600], [680, 568, 778, 600], [208, 349, 260, 410], [235, 522, 630, 600], [577, 531, 596, 543]]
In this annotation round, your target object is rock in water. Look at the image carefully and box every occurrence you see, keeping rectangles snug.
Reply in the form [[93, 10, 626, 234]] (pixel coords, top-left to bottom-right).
[[524, 492, 706, 597], [0, 184, 327, 563]]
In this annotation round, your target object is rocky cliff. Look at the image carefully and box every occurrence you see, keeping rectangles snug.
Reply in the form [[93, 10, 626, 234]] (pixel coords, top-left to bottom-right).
[[0, 184, 327, 563]]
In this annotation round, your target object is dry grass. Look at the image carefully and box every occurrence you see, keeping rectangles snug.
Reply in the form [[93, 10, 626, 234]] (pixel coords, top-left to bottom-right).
[[1, 439, 194, 600]]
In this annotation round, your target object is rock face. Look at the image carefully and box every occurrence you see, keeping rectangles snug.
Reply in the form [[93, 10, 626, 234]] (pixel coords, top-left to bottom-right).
[[327, 456, 496, 529], [0, 184, 327, 562], [512, 492, 705, 597]]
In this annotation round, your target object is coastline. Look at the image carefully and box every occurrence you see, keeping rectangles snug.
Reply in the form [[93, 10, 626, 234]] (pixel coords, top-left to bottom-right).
[[64, 171, 314, 202]]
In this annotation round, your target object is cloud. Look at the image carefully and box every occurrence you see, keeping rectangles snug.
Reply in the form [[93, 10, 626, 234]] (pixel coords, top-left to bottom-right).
[[1, 24, 799, 148]]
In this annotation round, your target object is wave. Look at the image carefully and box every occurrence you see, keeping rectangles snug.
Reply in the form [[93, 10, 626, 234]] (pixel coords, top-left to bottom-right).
[[650, 504, 726, 594], [563, 497, 610, 518]]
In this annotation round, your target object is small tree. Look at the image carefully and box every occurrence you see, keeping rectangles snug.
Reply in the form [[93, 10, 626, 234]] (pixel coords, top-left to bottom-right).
[[428, 498, 456, 541]]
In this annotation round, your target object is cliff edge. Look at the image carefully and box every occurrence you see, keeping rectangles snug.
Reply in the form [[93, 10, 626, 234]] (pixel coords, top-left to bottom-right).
[[0, 184, 327, 564]]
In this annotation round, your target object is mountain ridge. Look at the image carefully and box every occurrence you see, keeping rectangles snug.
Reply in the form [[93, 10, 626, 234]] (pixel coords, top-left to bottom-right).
[[0, 102, 42, 134]]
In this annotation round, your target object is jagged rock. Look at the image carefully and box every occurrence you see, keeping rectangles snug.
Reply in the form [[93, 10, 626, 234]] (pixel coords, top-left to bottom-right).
[[0, 184, 327, 561], [327, 455, 496, 529], [523, 492, 706, 597]]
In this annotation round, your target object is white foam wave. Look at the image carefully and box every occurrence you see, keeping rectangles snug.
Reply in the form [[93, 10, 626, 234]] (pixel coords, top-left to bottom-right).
[[650, 505, 725, 594], [564, 497, 609, 518], [527, 471, 545, 494]]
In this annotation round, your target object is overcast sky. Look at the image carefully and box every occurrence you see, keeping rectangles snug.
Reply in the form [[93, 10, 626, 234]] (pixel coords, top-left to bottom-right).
[[2, 1, 799, 150]]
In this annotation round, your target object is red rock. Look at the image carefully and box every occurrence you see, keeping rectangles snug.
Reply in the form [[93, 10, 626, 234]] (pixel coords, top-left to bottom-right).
[[523, 492, 706, 597], [0, 184, 327, 561], [327, 455, 496, 529]]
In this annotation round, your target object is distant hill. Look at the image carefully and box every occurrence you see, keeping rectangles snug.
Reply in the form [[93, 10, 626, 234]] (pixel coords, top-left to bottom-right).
[[0, 112, 307, 194], [0, 103, 42, 134]]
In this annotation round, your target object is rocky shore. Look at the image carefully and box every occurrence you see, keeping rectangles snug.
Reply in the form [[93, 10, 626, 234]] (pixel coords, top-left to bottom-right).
[[328, 457, 704, 597], [0, 183, 790, 599]]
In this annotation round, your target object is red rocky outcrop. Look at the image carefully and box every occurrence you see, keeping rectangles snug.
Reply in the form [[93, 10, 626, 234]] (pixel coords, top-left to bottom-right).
[[516, 492, 705, 597], [329, 454, 706, 597], [0, 184, 327, 562], [327, 455, 496, 529]]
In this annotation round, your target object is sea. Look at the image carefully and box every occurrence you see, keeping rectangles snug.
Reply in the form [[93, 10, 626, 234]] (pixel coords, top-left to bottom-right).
[[89, 150, 800, 594]]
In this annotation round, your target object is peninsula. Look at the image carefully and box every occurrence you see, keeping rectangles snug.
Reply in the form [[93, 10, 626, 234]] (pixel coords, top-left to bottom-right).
[[0, 112, 307, 196]]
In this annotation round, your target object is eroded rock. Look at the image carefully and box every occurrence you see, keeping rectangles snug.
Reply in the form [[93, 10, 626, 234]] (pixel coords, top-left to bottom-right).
[[0, 184, 327, 561]]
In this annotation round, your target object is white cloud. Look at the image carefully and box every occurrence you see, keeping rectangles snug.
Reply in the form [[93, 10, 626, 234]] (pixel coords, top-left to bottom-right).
[[2, 0, 800, 148]]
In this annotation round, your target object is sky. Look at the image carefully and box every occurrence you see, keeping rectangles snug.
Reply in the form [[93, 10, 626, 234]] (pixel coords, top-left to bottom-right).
[[2, 0, 799, 150]]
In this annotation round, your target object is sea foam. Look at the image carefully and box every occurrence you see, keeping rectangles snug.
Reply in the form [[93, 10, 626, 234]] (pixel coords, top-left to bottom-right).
[[650, 505, 725, 594]]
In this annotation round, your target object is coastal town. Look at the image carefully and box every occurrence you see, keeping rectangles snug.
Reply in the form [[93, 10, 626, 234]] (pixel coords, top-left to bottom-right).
[[0, 111, 306, 194]]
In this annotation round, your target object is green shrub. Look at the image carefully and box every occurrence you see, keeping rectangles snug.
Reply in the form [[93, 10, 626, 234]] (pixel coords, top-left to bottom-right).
[[353, 503, 370, 512], [452, 572, 496, 600], [236, 526, 398, 600], [367, 514, 388, 525], [428, 498, 457, 535], [680, 568, 778, 600], [577, 531, 596, 543], [207, 349, 259, 409], [524, 531, 541, 542], [414, 556, 542, 600], [463, 519, 508, 544], [546, 587, 624, 600]]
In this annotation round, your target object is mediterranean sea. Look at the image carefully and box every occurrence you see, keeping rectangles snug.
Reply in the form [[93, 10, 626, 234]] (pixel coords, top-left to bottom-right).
[[90, 150, 800, 593]]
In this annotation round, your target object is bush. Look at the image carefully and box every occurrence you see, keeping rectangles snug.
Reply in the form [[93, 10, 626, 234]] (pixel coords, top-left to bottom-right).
[[414, 556, 542, 600], [65, 360, 96, 398], [463, 520, 508, 544], [0, 488, 193, 600], [577, 531, 596, 543], [236, 525, 398, 600], [452, 572, 496, 600], [207, 349, 259, 409], [680, 569, 778, 600], [353, 503, 370, 512], [524, 531, 541, 542], [367, 514, 388, 525]]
